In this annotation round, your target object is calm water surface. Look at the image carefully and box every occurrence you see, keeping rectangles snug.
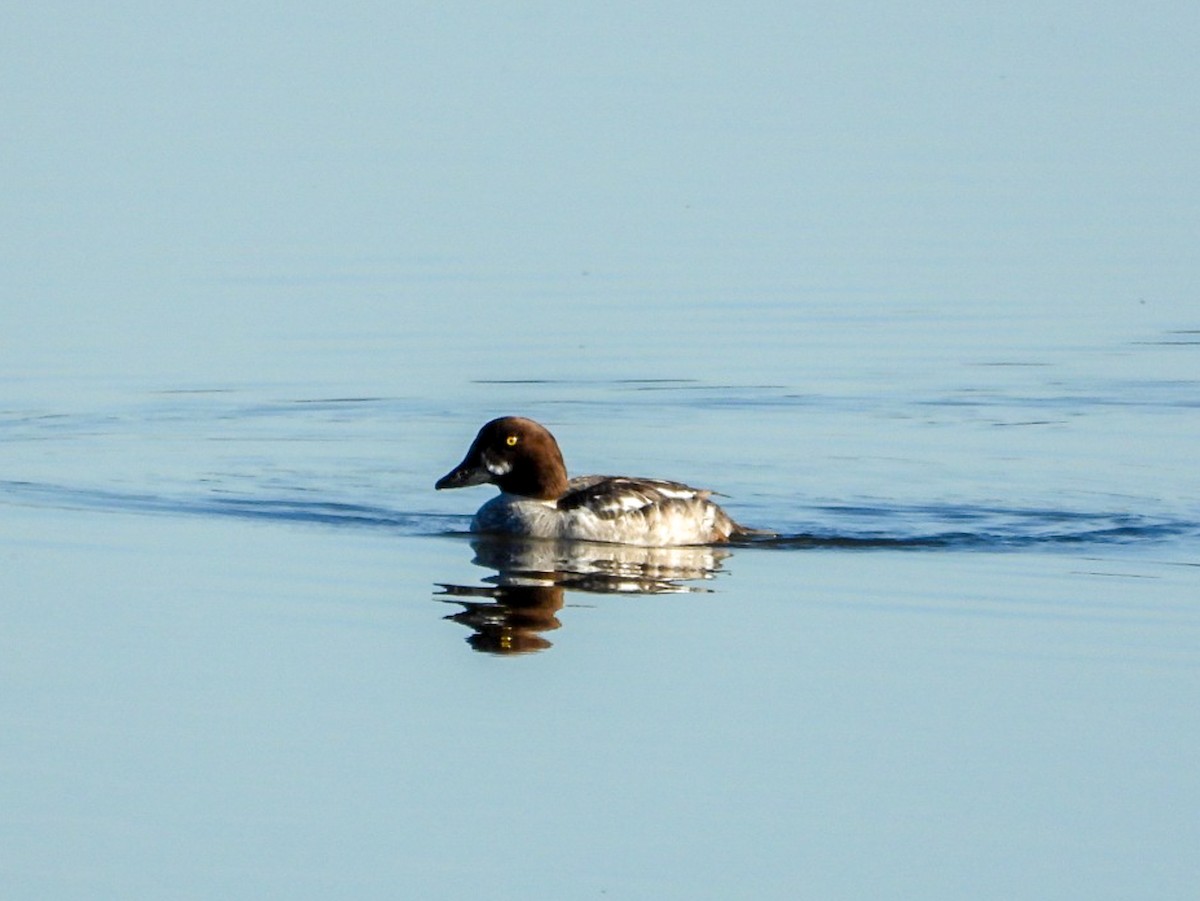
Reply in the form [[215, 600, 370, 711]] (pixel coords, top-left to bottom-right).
[[4, 3, 1200, 899], [3, 317, 1198, 900]]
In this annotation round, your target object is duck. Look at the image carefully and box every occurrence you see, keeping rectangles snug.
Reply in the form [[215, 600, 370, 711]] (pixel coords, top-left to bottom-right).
[[435, 416, 762, 546]]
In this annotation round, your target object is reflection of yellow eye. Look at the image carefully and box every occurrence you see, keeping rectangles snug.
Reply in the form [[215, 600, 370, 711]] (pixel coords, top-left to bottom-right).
[[506, 435, 519, 446]]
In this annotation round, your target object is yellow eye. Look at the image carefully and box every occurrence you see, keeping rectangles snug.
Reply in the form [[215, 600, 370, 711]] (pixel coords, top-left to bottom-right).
[[506, 434, 519, 446]]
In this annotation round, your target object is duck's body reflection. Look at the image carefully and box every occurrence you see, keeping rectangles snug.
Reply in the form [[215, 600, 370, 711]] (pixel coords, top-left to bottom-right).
[[436, 536, 731, 654]]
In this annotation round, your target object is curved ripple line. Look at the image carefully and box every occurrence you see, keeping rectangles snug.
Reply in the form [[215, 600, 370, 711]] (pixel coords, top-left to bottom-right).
[[2, 480, 1195, 549], [0, 479, 457, 533]]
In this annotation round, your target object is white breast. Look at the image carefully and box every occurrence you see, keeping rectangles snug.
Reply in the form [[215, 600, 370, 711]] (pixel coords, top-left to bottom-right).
[[472, 490, 728, 546]]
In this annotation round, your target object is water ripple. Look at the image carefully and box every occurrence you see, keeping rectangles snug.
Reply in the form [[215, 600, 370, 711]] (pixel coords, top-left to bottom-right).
[[2, 479, 1194, 551]]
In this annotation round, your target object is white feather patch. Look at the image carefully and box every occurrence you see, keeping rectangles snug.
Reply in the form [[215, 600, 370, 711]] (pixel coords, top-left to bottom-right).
[[483, 450, 512, 476]]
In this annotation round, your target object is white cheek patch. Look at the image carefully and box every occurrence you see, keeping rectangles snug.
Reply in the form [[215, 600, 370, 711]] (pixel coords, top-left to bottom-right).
[[482, 450, 512, 476]]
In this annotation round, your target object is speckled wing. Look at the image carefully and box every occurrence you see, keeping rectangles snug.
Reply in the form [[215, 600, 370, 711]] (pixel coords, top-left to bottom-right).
[[557, 476, 713, 519]]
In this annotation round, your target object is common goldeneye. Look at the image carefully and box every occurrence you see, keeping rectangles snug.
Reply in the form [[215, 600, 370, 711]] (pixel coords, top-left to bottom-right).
[[435, 416, 761, 546]]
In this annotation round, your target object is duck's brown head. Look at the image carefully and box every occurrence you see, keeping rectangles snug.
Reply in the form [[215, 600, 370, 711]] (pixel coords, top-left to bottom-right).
[[435, 416, 569, 501]]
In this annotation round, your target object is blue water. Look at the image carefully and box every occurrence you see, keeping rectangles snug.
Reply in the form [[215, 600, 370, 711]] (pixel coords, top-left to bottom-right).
[[3, 3, 1200, 899], [4, 354, 1197, 548]]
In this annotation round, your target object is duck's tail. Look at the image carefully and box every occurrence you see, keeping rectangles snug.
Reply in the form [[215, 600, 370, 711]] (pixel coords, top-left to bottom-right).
[[726, 519, 778, 542]]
